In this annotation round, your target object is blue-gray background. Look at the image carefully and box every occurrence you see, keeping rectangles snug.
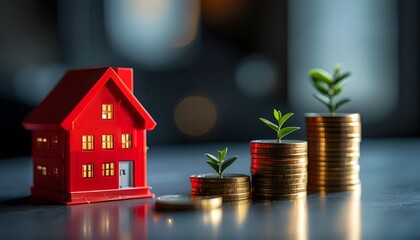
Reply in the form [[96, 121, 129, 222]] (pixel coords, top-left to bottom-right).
[[1, 0, 419, 159]]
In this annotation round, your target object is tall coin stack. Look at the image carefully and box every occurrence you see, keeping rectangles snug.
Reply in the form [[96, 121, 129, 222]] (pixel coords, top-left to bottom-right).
[[250, 140, 307, 200], [305, 113, 361, 192], [190, 173, 250, 201]]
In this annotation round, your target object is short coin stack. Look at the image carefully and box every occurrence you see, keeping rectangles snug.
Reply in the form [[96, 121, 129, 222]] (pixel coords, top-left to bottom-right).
[[250, 140, 307, 200], [190, 173, 250, 201], [305, 113, 361, 192]]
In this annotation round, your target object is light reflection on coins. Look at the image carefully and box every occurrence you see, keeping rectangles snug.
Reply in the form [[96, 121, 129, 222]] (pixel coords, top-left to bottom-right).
[[190, 173, 251, 201], [250, 140, 308, 199], [305, 113, 361, 192]]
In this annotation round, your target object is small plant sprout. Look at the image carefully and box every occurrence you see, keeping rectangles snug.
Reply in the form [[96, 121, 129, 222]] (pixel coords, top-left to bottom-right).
[[259, 109, 300, 142], [205, 147, 238, 178], [308, 64, 351, 114]]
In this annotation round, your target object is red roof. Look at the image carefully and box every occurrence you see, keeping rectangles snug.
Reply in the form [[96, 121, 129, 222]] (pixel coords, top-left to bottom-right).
[[22, 67, 156, 130]]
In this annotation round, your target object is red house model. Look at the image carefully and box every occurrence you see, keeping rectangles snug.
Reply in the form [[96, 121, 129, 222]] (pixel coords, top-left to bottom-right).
[[22, 67, 156, 204]]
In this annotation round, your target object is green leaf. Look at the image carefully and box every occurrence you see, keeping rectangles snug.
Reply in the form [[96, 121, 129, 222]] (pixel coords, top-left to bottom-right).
[[205, 153, 219, 163], [309, 68, 333, 85], [334, 64, 341, 75], [219, 147, 228, 160], [278, 112, 294, 129], [221, 156, 238, 173], [206, 160, 219, 174], [333, 87, 342, 96], [314, 81, 330, 95], [273, 109, 281, 121], [279, 127, 300, 139], [334, 72, 351, 85], [335, 97, 351, 111], [259, 118, 278, 132]]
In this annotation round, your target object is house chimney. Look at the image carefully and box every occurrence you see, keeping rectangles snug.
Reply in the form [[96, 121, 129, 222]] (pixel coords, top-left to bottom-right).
[[113, 67, 134, 92]]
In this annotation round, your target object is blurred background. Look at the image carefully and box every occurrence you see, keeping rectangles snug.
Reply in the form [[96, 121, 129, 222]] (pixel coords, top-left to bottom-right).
[[0, 0, 419, 159]]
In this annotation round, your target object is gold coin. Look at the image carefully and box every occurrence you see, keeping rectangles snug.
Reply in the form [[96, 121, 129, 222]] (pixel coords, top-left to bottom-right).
[[253, 186, 306, 193], [252, 172, 307, 179], [191, 182, 250, 189], [251, 154, 308, 160], [308, 140, 361, 148], [308, 151, 360, 158], [308, 146, 360, 153], [306, 137, 361, 143], [155, 194, 223, 211], [307, 155, 360, 162], [251, 167, 307, 175], [221, 194, 251, 201], [308, 172, 359, 182], [250, 148, 307, 155], [251, 162, 307, 169], [191, 187, 250, 194], [251, 158, 307, 165], [307, 178, 360, 186], [308, 183, 361, 192], [252, 182, 307, 190], [307, 160, 359, 168], [306, 126, 361, 133], [190, 173, 250, 183], [305, 113, 361, 122], [308, 163, 359, 171], [252, 176, 307, 185], [191, 193, 250, 202], [306, 121, 361, 127], [250, 140, 307, 149]]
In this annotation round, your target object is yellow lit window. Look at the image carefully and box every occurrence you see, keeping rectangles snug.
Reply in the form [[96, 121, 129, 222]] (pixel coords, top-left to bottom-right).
[[82, 164, 94, 178], [36, 137, 47, 149], [102, 135, 114, 149], [122, 133, 132, 149], [102, 104, 113, 120], [82, 135, 94, 150], [51, 135, 59, 149], [102, 162, 115, 176], [37, 165, 47, 176]]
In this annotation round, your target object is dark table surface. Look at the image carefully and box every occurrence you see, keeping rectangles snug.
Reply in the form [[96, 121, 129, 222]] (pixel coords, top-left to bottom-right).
[[1, 138, 420, 240]]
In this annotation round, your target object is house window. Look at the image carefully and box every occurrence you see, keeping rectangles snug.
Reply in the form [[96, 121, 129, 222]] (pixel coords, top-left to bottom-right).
[[102, 162, 115, 176], [37, 165, 47, 176], [82, 164, 94, 178], [36, 137, 48, 149], [102, 104, 113, 120], [82, 135, 94, 150], [102, 134, 114, 149], [51, 135, 59, 150], [53, 168, 59, 177], [122, 133, 132, 149]]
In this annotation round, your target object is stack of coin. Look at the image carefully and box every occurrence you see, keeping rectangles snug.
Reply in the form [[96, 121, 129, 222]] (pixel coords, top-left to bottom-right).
[[305, 113, 361, 192], [190, 173, 250, 201], [250, 140, 307, 200]]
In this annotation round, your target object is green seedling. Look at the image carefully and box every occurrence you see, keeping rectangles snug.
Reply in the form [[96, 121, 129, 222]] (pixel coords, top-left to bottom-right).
[[259, 109, 300, 142], [308, 64, 351, 114], [205, 147, 238, 178]]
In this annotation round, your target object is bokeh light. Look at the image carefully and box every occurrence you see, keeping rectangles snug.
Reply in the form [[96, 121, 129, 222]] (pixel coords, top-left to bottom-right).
[[174, 96, 218, 137]]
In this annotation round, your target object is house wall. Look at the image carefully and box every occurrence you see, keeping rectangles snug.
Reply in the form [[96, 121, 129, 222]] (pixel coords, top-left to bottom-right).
[[31, 129, 65, 192], [68, 80, 146, 192]]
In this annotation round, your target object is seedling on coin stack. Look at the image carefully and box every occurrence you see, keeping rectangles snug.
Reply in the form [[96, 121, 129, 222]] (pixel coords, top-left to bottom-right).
[[250, 109, 308, 200], [190, 147, 251, 202], [205, 147, 237, 178], [305, 64, 362, 192]]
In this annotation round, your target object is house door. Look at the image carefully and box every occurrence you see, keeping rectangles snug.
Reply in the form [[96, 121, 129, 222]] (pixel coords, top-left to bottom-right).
[[119, 161, 133, 188]]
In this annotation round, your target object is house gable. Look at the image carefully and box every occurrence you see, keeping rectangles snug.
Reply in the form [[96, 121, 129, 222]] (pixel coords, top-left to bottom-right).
[[22, 67, 156, 131]]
